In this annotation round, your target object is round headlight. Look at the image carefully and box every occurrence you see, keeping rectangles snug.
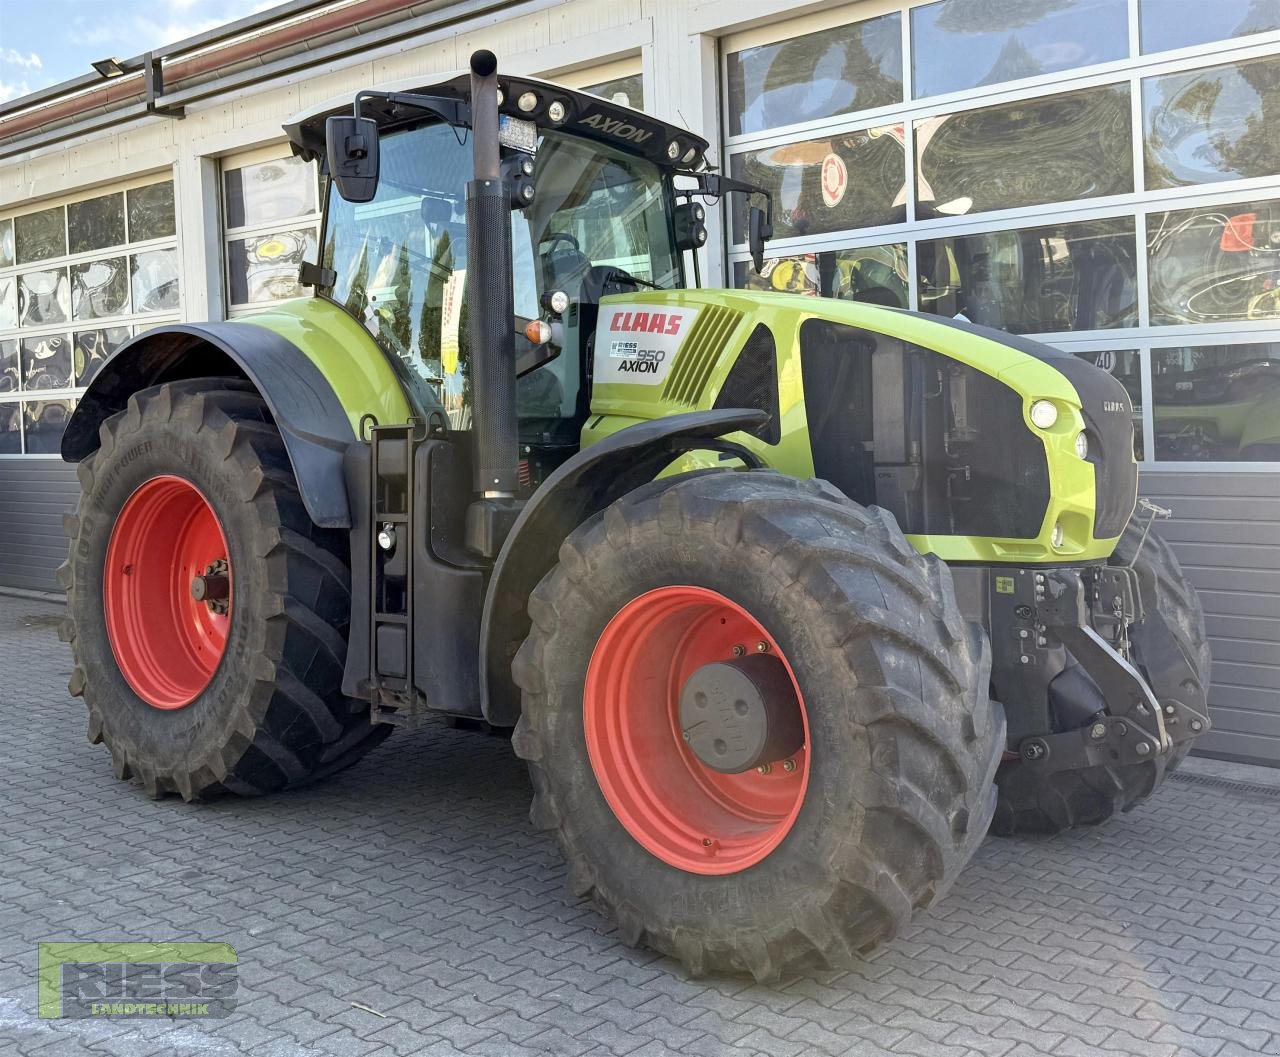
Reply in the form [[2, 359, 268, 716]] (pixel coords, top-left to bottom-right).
[[1052, 521, 1065, 549], [682, 146, 698, 165], [517, 91, 538, 113], [1075, 430, 1090, 460], [495, 88, 504, 106], [547, 100, 567, 123], [548, 289, 570, 315], [1029, 399, 1058, 430], [692, 204, 705, 222], [667, 139, 681, 160]]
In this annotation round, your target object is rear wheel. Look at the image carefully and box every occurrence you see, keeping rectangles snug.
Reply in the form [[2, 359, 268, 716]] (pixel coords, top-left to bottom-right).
[[991, 513, 1210, 836], [61, 379, 390, 799], [512, 472, 1003, 979]]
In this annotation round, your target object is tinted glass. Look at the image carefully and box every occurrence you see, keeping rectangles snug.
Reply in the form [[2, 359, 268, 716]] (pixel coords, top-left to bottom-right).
[[1140, 0, 1280, 54], [0, 339, 18, 394], [918, 84, 1132, 217], [733, 244, 909, 305], [68, 193, 126, 255], [912, 0, 1129, 99], [21, 334, 72, 390], [1151, 343, 1280, 460], [14, 206, 66, 265], [127, 181, 177, 242], [729, 125, 906, 242], [18, 268, 70, 326], [0, 274, 15, 330], [1074, 348, 1144, 458], [130, 249, 180, 313], [727, 13, 902, 137], [224, 156, 315, 229], [1144, 55, 1280, 189], [74, 326, 130, 386], [1148, 200, 1280, 324], [72, 257, 129, 320], [24, 397, 74, 453], [0, 218, 13, 268], [228, 228, 315, 305], [0, 401, 20, 453], [918, 218, 1138, 332], [582, 73, 644, 110]]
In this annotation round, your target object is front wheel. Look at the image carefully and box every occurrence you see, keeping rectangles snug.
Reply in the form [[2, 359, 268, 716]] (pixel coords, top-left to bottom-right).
[[512, 472, 1004, 979]]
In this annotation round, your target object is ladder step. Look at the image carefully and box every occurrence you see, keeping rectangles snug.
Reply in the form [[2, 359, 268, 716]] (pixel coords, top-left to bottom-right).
[[374, 613, 408, 624]]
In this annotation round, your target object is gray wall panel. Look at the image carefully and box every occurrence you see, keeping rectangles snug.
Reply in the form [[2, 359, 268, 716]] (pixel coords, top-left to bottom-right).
[[0, 458, 78, 593]]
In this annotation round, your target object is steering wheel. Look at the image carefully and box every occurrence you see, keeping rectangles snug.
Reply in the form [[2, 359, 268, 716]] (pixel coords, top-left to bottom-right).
[[540, 231, 582, 254]]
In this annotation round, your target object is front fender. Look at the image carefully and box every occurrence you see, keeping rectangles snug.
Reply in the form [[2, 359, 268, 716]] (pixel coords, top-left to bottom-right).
[[479, 408, 767, 725], [61, 320, 358, 527]]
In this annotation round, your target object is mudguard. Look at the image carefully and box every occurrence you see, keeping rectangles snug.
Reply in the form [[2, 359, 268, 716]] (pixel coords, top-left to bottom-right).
[[479, 407, 767, 725], [61, 322, 357, 528]]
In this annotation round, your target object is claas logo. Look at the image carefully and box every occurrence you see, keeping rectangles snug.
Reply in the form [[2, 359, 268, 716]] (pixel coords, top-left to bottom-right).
[[609, 310, 683, 336]]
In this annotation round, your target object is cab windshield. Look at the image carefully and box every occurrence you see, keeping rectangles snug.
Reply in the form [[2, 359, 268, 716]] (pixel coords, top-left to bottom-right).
[[319, 120, 681, 426]]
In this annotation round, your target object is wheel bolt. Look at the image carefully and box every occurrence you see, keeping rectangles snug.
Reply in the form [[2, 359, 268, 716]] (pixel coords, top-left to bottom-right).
[[756, 641, 770, 653], [756, 762, 771, 775], [782, 758, 796, 772], [732, 644, 746, 657]]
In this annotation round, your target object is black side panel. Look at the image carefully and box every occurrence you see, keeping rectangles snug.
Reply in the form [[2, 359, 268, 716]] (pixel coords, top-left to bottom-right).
[[479, 408, 768, 725], [60, 322, 356, 527], [799, 320, 877, 506], [713, 324, 781, 444]]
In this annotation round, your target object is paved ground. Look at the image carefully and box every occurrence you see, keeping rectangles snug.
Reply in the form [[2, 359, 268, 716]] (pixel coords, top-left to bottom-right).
[[1, 593, 1279, 1057]]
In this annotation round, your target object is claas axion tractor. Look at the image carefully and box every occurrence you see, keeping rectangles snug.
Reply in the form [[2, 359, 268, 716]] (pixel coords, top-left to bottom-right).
[[59, 52, 1211, 978]]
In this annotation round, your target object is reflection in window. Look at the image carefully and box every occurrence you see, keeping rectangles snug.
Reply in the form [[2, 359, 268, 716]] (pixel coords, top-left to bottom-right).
[[24, 398, 74, 453], [729, 125, 906, 242], [72, 258, 129, 320], [21, 334, 72, 390], [1152, 343, 1280, 460], [227, 229, 315, 305], [1140, 0, 1280, 54], [1074, 349, 1144, 458], [127, 181, 176, 242], [68, 193, 126, 255], [14, 206, 66, 265], [917, 84, 1132, 217], [1144, 55, 1280, 189], [582, 73, 644, 110], [727, 14, 902, 137], [733, 244, 909, 306], [0, 218, 13, 268], [918, 218, 1137, 333], [0, 275, 15, 330], [74, 327, 130, 387], [0, 401, 20, 453], [1148, 200, 1280, 324], [18, 268, 70, 326], [224, 156, 316, 230], [0, 339, 18, 394], [911, 0, 1129, 99], [130, 249, 180, 314]]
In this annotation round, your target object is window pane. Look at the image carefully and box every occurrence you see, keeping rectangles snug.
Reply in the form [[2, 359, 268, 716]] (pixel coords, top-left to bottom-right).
[[727, 13, 902, 137], [918, 217, 1137, 333], [918, 84, 1132, 217], [68, 192, 126, 255], [0, 218, 13, 268], [14, 206, 66, 265], [0, 339, 18, 395], [224, 156, 316, 229], [912, 0, 1129, 99], [1140, 0, 1280, 54], [74, 326, 130, 386], [1073, 349, 1144, 458], [127, 181, 177, 242], [733, 244, 909, 305], [130, 248, 180, 314], [24, 397, 74, 453], [21, 334, 72, 390], [729, 125, 906, 242], [1143, 55, 1280, 190], [582, 73, 644, 110], [1148, 200, 1280, 324], [1152, 343, 1280, 460], [0, 401, 20, 453], [0, 274, 15, 330], [18, 268, 70, 326], [72, 257, 129, 320], [227, 227, 316, 305]]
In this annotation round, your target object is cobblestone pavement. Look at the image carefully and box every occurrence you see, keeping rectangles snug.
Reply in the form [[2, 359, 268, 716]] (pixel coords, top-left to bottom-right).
[[2, 593, 1278, 1057]]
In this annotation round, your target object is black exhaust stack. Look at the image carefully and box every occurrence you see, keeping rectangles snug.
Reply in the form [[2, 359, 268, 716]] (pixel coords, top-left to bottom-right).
[[464, 49, 521, 557]]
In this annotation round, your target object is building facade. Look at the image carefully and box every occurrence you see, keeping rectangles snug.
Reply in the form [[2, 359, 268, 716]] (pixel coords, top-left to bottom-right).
[[1, 0, 1277, 763]]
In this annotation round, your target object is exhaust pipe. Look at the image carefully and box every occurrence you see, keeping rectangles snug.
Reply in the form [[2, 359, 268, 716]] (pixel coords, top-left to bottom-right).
[[465, 49, 518, 501]]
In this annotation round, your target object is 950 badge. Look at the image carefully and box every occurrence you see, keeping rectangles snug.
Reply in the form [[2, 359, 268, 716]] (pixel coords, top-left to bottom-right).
[[594, 304, 699, 386]]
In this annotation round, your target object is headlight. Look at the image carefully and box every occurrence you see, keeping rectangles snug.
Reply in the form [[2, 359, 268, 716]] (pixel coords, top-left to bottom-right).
[[547, 100, 567, 123], [1029, 399, 1058, 429], [667, 139, 681, 160], [517, 91, 538, 113], [1075, 430, 1089, 460]]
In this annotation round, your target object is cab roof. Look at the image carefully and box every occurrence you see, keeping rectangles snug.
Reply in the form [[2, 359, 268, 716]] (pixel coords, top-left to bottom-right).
[[284, 69, 710, 172]]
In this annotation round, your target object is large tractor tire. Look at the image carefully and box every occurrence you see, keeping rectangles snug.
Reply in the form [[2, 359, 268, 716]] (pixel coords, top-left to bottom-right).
[[512, 471, 1004, 980], [61, 378, 389, 800], [991, 512, 1211, 836]]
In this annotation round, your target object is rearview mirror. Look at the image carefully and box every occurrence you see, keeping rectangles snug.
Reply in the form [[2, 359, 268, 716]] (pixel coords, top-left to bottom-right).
[[325, 115, 380, 203], [748, 204, 773, 274]]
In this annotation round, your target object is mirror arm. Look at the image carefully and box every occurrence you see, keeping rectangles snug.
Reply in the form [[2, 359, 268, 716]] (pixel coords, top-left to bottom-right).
[[352, 89, 471, 130]]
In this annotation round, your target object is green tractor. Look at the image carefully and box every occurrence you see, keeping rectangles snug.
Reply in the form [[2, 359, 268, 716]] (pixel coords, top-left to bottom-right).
[[59, 52, 1211, 978]]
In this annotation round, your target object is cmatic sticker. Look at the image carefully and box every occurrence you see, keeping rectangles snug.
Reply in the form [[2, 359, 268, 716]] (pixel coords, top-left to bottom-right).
[[594, 304, 700, 386]]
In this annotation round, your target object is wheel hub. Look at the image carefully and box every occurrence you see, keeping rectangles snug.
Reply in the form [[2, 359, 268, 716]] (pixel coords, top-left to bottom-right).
[[678, 655, 805, 773], [191, 559, 230, 614]]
